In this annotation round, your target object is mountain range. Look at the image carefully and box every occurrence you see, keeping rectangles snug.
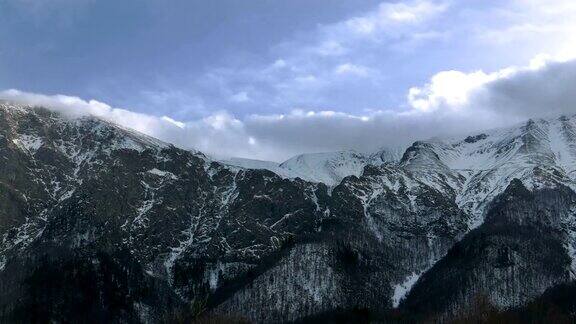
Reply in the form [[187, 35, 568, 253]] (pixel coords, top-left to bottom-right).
[[1, 101, 576, 323]]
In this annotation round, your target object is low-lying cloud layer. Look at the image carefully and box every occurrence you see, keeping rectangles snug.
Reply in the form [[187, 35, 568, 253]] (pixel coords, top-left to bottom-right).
[[3, 55, 576, 162]]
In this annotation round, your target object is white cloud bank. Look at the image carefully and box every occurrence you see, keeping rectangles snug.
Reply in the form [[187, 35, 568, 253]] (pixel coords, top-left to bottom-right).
[[3, 54, 576, 162], [409, 54, 576, 116]]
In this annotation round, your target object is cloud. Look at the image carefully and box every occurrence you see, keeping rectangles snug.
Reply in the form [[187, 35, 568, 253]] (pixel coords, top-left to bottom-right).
[[408, 54, 576, 120], [1, 52, 575, 163], [480, 60, 576, 118], [243, 109, 495, 157], [230, 91, 251, 103], [312, 0, 447, 51], [408, 69, 514, 112], [0, 90, 501, 163], [186, 1, 449, 116], [467, 0, 576, 61], [334, 64, 370, 77], [4, 54, 576, 162], [345, 0, 448, 35]]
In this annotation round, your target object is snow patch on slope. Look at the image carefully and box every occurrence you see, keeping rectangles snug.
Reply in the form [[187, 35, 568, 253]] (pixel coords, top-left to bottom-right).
[[147, 168, 178, 180], [392, 272, 421, 307], [13, 134, 43, 154]]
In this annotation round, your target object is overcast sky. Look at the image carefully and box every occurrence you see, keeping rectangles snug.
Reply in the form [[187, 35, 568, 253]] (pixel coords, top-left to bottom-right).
[[2, 0, 576, 161]]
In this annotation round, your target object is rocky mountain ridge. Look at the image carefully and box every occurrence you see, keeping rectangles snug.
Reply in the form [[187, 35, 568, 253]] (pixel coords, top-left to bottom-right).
[[0, 101, 575, 323]]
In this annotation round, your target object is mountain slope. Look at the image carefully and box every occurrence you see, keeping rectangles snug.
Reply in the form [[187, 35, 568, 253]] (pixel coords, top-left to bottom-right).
[[0, 103, 324, 321], [1, 101, 576, 323], [402, 180, 575, 319]]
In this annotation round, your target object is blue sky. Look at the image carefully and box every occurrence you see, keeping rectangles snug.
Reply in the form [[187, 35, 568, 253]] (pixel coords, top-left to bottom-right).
[[2, 0, 576, 160], [1, 0, 385, 118]]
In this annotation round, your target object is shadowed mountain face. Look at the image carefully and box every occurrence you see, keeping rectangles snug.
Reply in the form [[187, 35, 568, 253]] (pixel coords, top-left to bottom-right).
[[401, 179, 576, 319], [0, 102, 576, 323]]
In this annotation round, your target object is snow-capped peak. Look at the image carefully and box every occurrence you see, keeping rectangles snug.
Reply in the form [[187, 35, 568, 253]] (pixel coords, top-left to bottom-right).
[[222, 147, 404, 186]]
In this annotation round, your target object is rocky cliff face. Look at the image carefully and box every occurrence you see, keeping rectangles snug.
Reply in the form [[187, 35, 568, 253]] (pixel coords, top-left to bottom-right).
[[402, 180, 576, 319], [0, 102, 576, 323]]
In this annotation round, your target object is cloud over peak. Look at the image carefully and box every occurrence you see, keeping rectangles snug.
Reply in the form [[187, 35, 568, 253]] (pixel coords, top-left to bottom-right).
[[3, 54, 576, 162]]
